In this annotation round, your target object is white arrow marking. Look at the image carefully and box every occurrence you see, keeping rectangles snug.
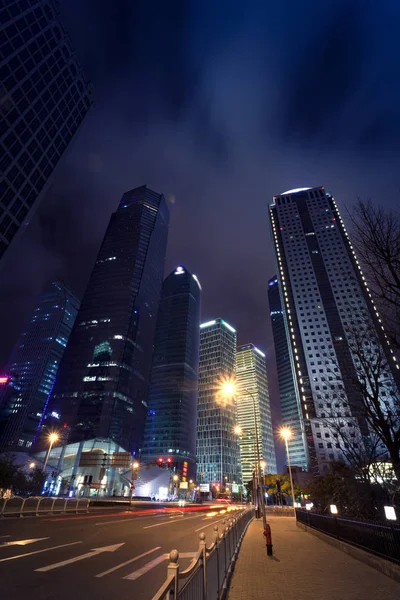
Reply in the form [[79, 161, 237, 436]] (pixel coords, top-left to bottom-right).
[[0, 541, 82, 564], [35, 543, 125, 572], [124, 553, 196, 581], [1, 537, 49, 547], [96, 546, 161, 578]]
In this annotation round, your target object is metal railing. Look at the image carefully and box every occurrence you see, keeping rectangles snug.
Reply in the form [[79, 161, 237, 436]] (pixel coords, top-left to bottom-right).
[[152, 508, 254, 600], [296, 509, 400, 564], [0, 496, 90, 517]]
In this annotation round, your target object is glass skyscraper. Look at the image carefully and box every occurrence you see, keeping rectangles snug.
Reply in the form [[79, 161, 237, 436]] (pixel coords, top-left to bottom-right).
[[141, 265, 201, 477], [269, 186, 399, 474], [45, 185, 169, 454], [268, 276, 308, 471], [0, 0, 93, 262], [196, 318, 241, 487], [0, 280, 79, 451], [235, 344, 277, 483]]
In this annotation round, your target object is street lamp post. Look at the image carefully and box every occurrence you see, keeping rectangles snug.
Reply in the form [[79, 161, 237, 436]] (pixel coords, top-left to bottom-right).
[[221, 380, 267, 530], [280, 427, 296, 509], [130, 461, 139, 503], [42, 433, 58, 473]]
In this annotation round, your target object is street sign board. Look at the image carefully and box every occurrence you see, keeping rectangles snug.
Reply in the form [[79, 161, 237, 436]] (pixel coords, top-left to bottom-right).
[[179, 481, 188, 489], [232, 483, 239, 493], [199, 483, 210, 492], [111, 452, 131, 468], [79, 452, 104, 467]]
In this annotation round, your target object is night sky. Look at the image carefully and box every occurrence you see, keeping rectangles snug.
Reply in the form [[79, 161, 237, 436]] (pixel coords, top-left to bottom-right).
[[1, 1, 400, 467]]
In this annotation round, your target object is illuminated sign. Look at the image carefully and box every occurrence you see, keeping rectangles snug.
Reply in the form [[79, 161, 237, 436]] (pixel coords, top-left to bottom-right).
[[200, 483, 210, 492], [0, 376, 9, 384]]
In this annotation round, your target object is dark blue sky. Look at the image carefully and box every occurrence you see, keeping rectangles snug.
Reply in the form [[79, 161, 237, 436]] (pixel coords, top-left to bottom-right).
[[1, 0, 400, 465]]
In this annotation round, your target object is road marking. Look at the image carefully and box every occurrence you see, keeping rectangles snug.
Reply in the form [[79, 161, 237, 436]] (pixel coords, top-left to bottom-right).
[[194, 517, 227, 532], [95, 546, 161, 578], [143, 514, 201, 529], [124, 553, 196, 581], [0, 536, 11, 539], [35, 543, 124, 572], [95, 513, 167, 526], [0, 541, 82, 564], [1, 537, 49, 547]]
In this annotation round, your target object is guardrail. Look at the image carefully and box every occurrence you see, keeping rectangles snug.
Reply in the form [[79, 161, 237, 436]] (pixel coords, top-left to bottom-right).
[[0, 496, 90, 518], [152, 507, 254, 600], [296, 509, 400, 564]]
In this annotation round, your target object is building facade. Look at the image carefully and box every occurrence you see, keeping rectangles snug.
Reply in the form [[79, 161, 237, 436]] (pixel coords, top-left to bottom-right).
[[269, 186, 399, 474], [0, 0, 93, 263], [196, 318, 241, 488], [268, 276, 308, 471], [141, 265, 201, 478], [44, 186, 169, 454], [235, 344, 277, 483], [0, 281, 79, 451]]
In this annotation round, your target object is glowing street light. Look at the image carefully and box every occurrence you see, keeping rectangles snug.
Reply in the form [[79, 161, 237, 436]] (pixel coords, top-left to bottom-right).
[[220, 378, 267, 530], [280, 426, 296, 509], [42, 432, 59, 473], [29, 462, 36, 469]]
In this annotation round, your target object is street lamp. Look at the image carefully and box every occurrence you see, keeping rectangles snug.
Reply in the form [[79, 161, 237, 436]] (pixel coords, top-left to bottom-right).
[[220, 378, 267, 531], [280, 426, 296, 509], [130, 461, 139, 502], [42, 432, 59, 473]]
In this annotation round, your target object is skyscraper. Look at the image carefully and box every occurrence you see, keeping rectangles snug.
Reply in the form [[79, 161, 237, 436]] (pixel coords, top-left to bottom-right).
[[0, 0, 93, 262], [141, 265, 201, 477], [196, 318, 240, 488], [0, 281, 79, 452], [235, 344, 277, 483], [268, 276, 308, 471], [45, 185, 169, 453], [269, 186, 399, 474]]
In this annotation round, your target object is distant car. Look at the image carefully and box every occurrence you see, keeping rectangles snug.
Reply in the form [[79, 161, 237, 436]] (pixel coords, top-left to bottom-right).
[[178, 499, 186, 507]]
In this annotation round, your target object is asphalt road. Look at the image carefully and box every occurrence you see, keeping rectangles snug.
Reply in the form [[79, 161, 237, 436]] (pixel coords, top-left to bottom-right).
[[0, 505, 242, 600]]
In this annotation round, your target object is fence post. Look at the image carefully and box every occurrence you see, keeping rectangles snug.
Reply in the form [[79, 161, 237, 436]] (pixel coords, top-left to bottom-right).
[[214, 526, 220, 595], [167, 550, 179, 600], [86, 499, 90, 513], [63, 498, 68, 513], [50, 498, 56, 514], [0, 498, 6, 518], [36, 498, 41, 517], [199, 532, 207, 600]]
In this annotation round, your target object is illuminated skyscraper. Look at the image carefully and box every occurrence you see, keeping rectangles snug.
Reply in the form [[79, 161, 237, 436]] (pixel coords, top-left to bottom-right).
[[235, 344, 277, 483], [268, 276, 308, 470], [0, 281, 79, 451], [269, 186, 399, 474], [196, 318, 240, 487], [141, 265, 201, 477], [0, 0, 93, 263], [45, 185, 169, 453]]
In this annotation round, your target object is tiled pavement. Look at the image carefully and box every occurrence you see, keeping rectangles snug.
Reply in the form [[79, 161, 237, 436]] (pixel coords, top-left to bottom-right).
[[228, 516, 400, 600]]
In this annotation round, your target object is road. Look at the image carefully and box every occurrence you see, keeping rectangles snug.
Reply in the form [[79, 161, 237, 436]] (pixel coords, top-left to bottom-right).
[[0, 505, 242, 600]]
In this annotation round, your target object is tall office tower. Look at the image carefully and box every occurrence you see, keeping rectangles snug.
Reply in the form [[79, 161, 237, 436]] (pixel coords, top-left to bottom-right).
[[0, 0, 93, 263], [196, 318, 240, 487], [45, 186, 169, 453], [141, 266, 201, 477], [0, 281, 80, 452], [269, 186, 399, 474], [235, 344, 277, 483], [268, 276, 308, 471]]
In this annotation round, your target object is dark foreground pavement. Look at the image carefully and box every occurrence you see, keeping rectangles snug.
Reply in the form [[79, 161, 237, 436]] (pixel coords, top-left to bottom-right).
[[228, 517, 400, 600], [0, 505, 240, 600]]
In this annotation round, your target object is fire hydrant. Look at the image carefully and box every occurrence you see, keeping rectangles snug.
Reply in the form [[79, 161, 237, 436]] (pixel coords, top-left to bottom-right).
[[263, 524, 273, 556]]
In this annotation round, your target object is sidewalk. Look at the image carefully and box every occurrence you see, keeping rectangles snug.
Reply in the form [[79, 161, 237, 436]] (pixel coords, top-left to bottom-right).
[[228, 517, 400, 600]]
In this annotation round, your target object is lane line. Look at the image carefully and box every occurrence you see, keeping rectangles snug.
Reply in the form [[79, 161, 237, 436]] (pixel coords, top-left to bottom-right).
[[194, 517, 228, 533], [95, 546, 161, 578], [35, 543, 124, 572], [96, 513, 170, 526], [1, 537, 49, 547], [0, 541, 82, 564], [124, 553, 196, 581], [143, 514, 201, 529], [0, 536, 11, 539]]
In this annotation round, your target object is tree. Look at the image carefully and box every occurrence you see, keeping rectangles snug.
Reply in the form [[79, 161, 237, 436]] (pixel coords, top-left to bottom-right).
[[306, 462, 384, 519], [350, 200, 400, 352], [0, 454, 19, 491]]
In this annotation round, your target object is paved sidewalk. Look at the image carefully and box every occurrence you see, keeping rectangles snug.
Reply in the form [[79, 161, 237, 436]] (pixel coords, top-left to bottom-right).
[[228, 517, 400, 600]]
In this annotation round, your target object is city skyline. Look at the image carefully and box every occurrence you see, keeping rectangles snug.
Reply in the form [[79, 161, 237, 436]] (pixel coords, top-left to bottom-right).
[[42, 185, 169, 454], [140, 264, 201, 477], [0, 0, 92, 264], [269, 186, 399, 474], [0, 280, 79, 452]]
